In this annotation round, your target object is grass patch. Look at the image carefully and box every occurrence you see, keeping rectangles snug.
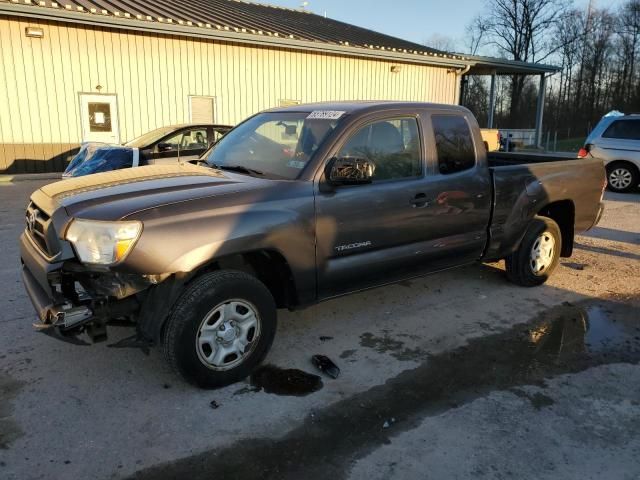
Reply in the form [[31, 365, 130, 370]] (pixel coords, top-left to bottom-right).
[[519, 137, 586, 153], [553, 137, 586, 152]]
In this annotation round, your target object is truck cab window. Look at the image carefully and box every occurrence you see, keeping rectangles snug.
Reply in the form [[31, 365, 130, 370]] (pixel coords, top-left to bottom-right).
[[338, 117, 421, 181], [432, 115, 475, 174]]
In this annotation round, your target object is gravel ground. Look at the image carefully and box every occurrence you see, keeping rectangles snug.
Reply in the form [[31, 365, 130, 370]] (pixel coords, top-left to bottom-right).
[[0, 180, 638, 480]]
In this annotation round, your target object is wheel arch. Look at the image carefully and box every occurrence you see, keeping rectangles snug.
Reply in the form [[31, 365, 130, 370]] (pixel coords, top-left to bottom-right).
[[536, 199, 575, 257], [137, 248, 299, 344], [187, 249, 299, 310], [606, 159, 640, 174]]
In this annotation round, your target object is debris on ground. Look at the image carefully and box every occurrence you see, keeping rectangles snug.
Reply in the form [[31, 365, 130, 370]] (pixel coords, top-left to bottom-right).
[[319, 336, 334, 342], [209, 400, 220, 409], [382, 418, 396, 429], [311, 354, 340, 379], [563, 262, 588, 271]]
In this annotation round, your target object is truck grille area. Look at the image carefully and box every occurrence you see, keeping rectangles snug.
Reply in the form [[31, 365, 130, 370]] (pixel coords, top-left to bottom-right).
[[25, 202, 61, 258]]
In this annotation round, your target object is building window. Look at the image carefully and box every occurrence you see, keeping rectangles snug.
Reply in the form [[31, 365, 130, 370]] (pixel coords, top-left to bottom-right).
[[189, 96, 215, 123], [88, 102, 112, 132]]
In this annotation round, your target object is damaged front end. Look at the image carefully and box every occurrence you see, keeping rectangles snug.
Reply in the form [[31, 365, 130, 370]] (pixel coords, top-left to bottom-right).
[[21, 229, 163, 345]]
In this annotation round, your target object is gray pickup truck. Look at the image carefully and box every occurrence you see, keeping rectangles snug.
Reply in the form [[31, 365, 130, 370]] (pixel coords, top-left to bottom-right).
[[20, 102, 606, 388]]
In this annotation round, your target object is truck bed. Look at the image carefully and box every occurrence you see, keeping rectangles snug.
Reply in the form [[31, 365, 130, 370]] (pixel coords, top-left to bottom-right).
[[483, 155, 605, 261], [487, 151, 578, 167]]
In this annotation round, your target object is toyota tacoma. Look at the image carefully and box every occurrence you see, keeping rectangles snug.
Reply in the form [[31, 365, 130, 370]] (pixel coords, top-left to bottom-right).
[[20, 102, 606, 388]]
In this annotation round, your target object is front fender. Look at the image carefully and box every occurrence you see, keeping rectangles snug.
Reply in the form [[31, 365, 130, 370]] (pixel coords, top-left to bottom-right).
[[114, 188, 317, 297]]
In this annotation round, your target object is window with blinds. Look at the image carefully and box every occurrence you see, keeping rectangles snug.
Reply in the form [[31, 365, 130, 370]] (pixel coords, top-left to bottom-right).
[[189, 96, 215, 123]]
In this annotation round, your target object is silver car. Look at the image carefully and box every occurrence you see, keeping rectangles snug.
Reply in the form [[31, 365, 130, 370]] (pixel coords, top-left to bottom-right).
[[579, 114, 640, 192]]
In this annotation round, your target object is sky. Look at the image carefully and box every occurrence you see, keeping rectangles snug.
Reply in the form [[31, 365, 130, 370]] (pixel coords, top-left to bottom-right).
[[255, 0, 627, 53]]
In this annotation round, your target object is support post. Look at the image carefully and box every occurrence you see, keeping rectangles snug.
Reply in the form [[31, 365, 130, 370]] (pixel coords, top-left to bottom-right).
[[534, 74, 547, 148], [488, 72, 497, 129]]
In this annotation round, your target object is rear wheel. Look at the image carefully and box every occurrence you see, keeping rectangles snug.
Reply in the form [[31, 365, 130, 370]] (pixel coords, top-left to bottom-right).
[[606, 162, 639, 193], [505, 216, 562, 287], [162, 270, 277, 388]]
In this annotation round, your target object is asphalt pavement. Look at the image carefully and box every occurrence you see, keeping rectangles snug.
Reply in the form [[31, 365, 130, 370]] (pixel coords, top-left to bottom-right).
[[1, 179, 639, 480]]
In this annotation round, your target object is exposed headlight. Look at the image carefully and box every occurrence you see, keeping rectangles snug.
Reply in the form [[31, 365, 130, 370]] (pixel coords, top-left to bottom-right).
[[65, 219, 142, 265]]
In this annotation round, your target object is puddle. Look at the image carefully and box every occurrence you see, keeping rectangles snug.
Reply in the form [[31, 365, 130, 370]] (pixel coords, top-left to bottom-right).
[[249, 365, 323, 397], [529, 302, 633, 355], [0, 372, 24, 450], [130, 296, 640, 480]]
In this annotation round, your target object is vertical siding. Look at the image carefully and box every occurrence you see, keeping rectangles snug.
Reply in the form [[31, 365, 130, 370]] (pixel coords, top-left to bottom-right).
[[0, 16, 458, 172]]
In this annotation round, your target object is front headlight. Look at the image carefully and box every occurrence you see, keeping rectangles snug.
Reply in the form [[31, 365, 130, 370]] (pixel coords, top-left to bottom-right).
[[65, 219, 142, 265]]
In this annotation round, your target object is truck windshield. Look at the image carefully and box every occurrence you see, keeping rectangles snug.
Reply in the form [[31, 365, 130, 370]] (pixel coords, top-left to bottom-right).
[[203, 112, 341, 179]]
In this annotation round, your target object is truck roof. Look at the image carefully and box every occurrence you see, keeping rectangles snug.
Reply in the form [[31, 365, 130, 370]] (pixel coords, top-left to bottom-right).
[[266, 101, 471, 115]]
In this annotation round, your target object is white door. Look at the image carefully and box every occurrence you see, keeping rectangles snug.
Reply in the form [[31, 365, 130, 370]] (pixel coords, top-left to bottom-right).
[[79, 94, 120, 144]]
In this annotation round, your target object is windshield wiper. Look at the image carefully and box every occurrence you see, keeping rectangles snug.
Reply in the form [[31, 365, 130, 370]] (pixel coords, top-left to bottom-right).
[[210, 164, 264, 176]]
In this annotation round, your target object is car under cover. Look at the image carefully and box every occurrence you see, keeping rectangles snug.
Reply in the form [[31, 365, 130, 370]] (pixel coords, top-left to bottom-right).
[[63, 143, 140, 178]]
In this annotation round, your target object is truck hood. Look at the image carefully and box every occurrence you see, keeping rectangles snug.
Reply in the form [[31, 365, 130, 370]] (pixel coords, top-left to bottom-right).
[[32, 164, 271, 220]]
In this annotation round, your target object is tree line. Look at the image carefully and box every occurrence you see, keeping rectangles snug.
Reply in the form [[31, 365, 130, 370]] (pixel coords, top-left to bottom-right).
[[453, 0, 640, 142]]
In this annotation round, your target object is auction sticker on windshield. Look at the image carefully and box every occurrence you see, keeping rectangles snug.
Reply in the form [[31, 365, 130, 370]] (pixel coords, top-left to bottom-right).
[[306, 111, 346, 120]]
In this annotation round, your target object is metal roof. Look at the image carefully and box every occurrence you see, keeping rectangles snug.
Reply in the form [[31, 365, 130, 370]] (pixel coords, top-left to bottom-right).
[[0, 0, 459, 58], [0, 0, 558, 74]]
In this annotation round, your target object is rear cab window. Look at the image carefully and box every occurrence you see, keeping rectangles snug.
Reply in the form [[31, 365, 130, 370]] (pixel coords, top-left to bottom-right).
[[431, 115, 476, 174], [602, 119, 640, 140]]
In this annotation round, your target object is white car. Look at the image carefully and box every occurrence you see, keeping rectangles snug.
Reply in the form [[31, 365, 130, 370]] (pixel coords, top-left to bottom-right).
[[578, 113, 640, 193]]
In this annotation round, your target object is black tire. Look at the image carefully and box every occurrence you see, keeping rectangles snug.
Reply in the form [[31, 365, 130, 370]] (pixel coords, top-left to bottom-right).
[[505, 216, 562, 287], [606, 162, 639, 193], [162, 270, 277, 389]]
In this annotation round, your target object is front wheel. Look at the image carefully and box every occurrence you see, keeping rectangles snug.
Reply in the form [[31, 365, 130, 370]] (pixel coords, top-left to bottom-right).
[[162, 270, 277, 388], [505, 216, 562, 287]]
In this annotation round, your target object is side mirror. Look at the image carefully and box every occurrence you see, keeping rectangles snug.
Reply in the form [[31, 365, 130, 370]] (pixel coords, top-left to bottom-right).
[[157, 142, 173, 153], [325, 156, 375, 185]]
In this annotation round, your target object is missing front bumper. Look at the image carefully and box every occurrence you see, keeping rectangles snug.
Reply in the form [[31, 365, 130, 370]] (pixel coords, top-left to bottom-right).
[[22, 266, 94, 330]]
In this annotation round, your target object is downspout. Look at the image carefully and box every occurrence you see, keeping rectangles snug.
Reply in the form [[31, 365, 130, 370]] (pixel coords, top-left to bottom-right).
[[451, 65, 472, 104]]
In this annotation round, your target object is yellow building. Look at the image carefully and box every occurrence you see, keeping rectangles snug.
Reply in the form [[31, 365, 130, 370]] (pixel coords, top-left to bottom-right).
[[0, 0, 555, 173]]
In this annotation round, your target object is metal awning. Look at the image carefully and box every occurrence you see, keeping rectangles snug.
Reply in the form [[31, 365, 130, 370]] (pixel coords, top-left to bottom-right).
[[464, 55, 560, 76], [460, 56, 560, 147]]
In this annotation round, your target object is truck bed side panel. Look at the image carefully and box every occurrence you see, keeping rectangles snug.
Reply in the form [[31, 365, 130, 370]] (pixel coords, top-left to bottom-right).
[[484, 158, 604, 261]]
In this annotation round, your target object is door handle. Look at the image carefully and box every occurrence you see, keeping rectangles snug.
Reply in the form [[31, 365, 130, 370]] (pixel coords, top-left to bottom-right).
[[411, 193, 430, 208]]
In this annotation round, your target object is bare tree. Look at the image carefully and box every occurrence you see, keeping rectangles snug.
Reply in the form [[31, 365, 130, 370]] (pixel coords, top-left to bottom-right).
[[472, 0, 568, 124], [465, 0, 640, 139], [423, 33, 458, 53], [466, 16, 490, 55]]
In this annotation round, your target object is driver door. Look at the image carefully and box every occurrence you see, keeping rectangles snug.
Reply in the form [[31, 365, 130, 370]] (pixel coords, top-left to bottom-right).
[[315, 115, 430, 298]]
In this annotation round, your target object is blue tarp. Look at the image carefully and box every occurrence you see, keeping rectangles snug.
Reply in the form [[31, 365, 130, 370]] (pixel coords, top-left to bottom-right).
[[63, 143, 139, 178]]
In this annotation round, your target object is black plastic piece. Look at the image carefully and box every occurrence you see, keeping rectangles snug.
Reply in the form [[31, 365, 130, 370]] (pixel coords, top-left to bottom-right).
[[311, 354, 340, 379]]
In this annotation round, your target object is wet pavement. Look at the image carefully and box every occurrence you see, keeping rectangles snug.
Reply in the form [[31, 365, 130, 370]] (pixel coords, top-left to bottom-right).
[[1, 181, 639, 480], [129, 296, 640, 480]]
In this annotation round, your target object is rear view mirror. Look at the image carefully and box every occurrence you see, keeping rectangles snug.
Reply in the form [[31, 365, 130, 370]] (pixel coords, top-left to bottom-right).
[[325, 156, 375, 185], [157, 142, 173, 153]]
